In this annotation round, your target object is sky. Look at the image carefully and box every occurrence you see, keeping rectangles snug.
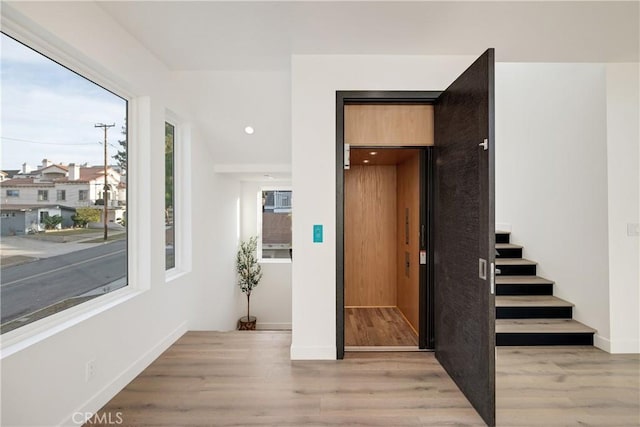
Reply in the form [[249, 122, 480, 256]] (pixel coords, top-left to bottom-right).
[[1, 33, 127, 171]]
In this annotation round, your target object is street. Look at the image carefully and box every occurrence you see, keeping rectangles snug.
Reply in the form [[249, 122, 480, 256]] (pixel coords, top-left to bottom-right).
[[1, 240, 126, 323]]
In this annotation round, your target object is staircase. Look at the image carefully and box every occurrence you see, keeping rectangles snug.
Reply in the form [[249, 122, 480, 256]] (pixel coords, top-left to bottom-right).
[[495, 231, 596, 346]]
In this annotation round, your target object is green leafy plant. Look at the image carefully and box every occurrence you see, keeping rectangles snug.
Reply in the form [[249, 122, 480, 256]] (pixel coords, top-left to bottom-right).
[[236, 236, 263, 321], [43, 215, 63, 230], [72, 208, 101, 228]]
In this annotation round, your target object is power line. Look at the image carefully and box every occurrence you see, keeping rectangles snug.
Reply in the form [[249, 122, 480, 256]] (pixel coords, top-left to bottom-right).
[[0, 136, 97, 146]]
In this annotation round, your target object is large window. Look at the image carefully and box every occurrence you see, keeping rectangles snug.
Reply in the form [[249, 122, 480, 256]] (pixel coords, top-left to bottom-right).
[[0, 33, 128, 334], [260, 189, 292, 260], [165, 122, 175, 270]]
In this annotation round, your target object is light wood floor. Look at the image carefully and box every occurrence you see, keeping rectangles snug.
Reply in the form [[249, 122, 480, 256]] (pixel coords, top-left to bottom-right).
[[90, 331, 640, 427], [345, 307, 418, 346]]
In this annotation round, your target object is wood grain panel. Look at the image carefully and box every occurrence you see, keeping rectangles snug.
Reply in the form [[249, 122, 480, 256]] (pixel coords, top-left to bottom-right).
[[396, 151, 421, 333], [350, 148, 419, 166], [345, 104, 434, 147], [345, 165, 397, 306], [434, 49, 495, 426]]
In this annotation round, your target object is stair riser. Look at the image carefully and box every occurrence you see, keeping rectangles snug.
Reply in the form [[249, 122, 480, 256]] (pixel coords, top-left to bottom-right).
[[496, 248, 523, 258], [496, 333, 594, 346], [496, 284, 553, 296], [497, 264, 537, 276], [496, 233, 510, 244], [496, 306, 573, 319]]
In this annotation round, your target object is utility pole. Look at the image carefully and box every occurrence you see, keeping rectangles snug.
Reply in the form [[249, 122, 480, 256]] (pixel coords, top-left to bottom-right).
[[95, 123, 115, 241]]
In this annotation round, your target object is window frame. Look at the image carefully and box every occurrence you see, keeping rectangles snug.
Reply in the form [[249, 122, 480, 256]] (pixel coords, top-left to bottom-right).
[[78, 189, 88, 201], [37, 189, 48, 201], [0, 17, 147, 356], [56, 189, 66, 201], [257, 186, 292, 264], [164, 120, 176, 272], [164, 110, 192, 282], [6, 189, 19, 197]]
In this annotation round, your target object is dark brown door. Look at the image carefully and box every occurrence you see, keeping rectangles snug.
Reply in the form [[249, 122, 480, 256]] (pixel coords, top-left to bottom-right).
[[433, 49, 496, 426]]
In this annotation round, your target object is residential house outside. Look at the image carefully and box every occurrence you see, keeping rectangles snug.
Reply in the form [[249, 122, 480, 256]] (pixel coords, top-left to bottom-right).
[[0, 158, 126, 235]]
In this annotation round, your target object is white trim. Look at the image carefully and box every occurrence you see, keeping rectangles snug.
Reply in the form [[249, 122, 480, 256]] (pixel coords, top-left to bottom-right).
[[496, 222, 512, 232], [594, 334, 611, 352], [290, 345, 336, 360], [61, 321, 188, 426], [164, 111, 193, 281], [256, 322, 292, 331], [609, 338, 640, 354]]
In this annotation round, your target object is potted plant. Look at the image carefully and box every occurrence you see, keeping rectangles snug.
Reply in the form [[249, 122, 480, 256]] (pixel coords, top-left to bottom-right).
[[236, 236, 263, 330]]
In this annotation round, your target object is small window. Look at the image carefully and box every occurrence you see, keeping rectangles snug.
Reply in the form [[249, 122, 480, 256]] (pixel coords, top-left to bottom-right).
[[165, 122, 175, 270], [37, 190, 48, 201], [39, 211, 49, 223], [6, 189, 19, 197], [79, 189, 88, 201], [56, 189, 66, 201], [260, 190, 292, 259]]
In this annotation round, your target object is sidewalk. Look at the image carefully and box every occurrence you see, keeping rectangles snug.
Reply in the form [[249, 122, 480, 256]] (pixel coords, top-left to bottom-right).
[[0, 231, 123, 268]]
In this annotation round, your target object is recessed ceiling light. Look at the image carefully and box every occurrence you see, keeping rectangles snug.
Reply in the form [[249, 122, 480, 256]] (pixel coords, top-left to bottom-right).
[[370, 151, 378, 155], [244, 126, 254, 135], [363, 159, 370, 164]]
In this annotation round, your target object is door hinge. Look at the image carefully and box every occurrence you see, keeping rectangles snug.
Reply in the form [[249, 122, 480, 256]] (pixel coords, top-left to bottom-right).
[[479, 139, 488, 151], [344, 143, 350, 170]]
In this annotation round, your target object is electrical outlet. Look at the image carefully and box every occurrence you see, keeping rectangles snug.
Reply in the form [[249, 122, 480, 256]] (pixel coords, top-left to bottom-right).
[[86, 360, 96, 382]]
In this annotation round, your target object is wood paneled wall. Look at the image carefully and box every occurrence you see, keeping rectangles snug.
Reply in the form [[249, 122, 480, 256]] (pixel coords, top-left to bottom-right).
[[345, 104, 434, 147], [345, 165, 397, 306], [396, 152, 421, 332]]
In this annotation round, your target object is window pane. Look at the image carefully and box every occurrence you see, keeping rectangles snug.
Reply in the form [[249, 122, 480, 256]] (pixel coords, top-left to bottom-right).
[[0, 33, 128, 334], [261, 190, 292, 259], [165, 122, 175, 270]]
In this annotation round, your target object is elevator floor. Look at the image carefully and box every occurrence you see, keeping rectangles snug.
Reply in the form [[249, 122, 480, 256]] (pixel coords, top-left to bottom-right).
[[345, 307, 418, 347]]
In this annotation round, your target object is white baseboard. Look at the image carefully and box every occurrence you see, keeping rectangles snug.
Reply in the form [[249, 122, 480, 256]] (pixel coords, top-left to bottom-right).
[[256, 322, 292, 330], [290, 345, 336, 360], [594, 334, 611, 352], [61, 321, 188, 426], [609, 338, 640, 354], [496, 222, 512, 232]]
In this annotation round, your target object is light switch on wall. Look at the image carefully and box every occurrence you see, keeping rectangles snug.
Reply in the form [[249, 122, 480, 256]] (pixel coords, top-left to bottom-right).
[[627, 223, 639, 237]]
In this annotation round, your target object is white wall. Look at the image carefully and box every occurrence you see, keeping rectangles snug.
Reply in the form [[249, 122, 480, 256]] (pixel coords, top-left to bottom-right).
[[495, 63, 612, 349], [605, 63, 640, 353], [234, 181, 292, 330], [290, 54, 476, 359], [0, 3, 241, 426]]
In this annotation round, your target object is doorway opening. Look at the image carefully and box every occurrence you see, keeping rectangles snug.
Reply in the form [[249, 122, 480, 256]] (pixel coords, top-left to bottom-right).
[[345, 148, 424, 350]]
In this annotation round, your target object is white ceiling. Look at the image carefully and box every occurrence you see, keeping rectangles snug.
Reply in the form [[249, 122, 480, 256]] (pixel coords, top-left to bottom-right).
[[99, 1, 638, 71]]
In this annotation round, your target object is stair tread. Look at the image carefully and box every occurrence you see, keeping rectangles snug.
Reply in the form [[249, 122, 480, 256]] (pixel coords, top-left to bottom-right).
[[495, 243, 522, 249], [496, 319, 596, 334], [496, 258, 537, 266], [496, 275, 554, 285], [495, 295, 573, 308]]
